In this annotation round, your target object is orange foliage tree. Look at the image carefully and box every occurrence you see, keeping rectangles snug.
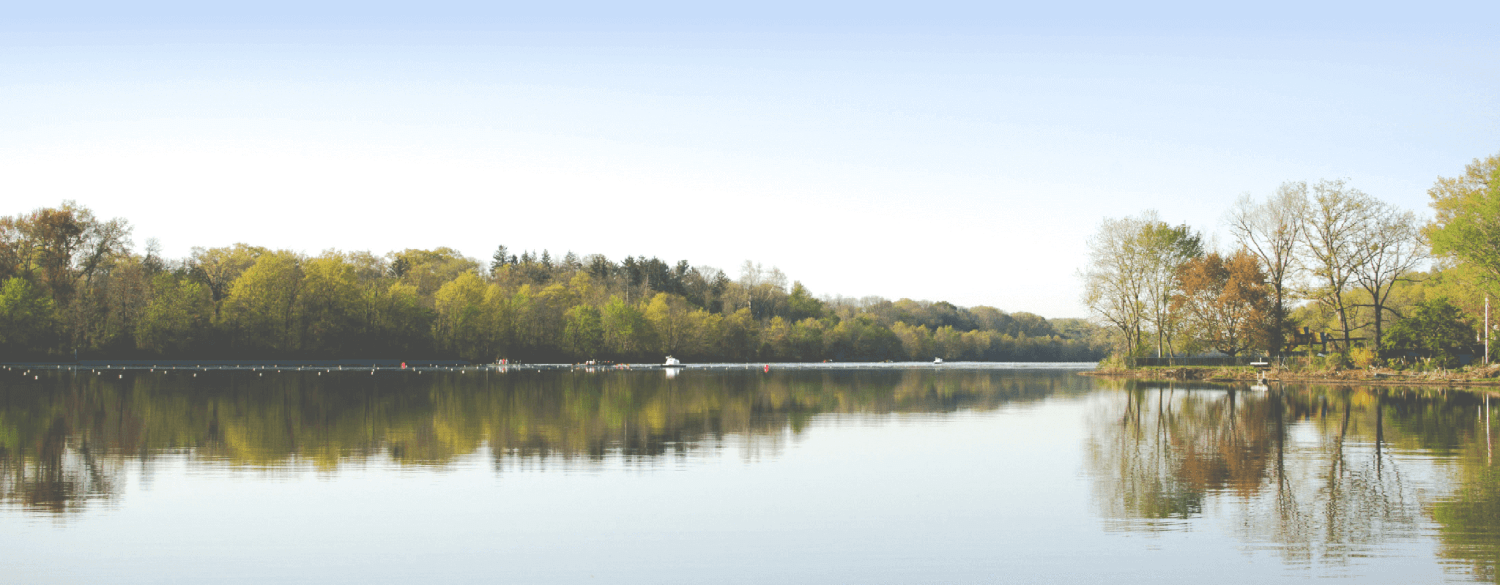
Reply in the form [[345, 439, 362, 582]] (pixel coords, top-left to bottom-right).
[[1171, 250, 1272, 356]]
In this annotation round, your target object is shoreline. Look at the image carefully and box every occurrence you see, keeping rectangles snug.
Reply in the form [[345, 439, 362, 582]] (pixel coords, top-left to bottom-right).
[[1081, 365, 1500, 388], [1, 360, 1097, 371]]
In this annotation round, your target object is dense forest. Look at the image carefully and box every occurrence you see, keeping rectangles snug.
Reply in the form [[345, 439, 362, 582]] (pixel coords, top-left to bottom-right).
[[0, 204, 1105, 363], [1083, 151, 1500, 367]]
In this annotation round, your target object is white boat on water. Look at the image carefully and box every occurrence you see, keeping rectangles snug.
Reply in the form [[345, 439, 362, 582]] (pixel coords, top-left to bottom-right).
[[663, 356, 685, 368]]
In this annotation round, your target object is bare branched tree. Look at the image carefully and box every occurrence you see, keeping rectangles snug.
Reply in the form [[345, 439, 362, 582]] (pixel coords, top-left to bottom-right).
[[1228, 182, 1307, 355], [1352, 204, 1426, 348], [1083, 216, 1149, 357], [1084, 212, 1199, 359], [1300, 179, 1378, 351]]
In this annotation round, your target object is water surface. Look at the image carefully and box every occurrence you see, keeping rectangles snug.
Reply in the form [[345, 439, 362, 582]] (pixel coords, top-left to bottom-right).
[[3, 365, 1499, 583]]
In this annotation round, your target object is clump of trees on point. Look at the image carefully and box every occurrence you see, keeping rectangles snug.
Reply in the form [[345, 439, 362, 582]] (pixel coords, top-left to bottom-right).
[[1084, 151, 1500, 368]]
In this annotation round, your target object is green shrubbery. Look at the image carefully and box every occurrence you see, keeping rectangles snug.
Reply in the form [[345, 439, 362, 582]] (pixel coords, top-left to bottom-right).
[[1349, 346, 1379, 369], [1381, 298, 1477, 368]]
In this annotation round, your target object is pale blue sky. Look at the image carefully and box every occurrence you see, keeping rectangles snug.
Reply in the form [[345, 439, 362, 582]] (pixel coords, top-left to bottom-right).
[[3, 2, 1497, 317]]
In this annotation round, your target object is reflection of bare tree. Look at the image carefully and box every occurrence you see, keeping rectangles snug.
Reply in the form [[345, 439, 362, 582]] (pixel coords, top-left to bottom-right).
[[0, 368, 1094, 514], [1087, 384, 1274, 530], [1251, 388, 1420, 567], [1087, 384, 1425, 567]]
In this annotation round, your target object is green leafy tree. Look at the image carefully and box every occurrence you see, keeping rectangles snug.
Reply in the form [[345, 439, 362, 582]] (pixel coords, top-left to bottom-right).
[[135, 274, 213, 355], [299, 254, 363, 355], [388, 248, 479, 298], [189, 243, 266, 310], [760, 316, 793, 359], [529, 282, 577, 356], [786, 282, 826, 322], [1138, 218, 1203, 358], [1425, 154, 1500, 292], [75, 254, 152, 353], [825, 314, 901, 361], [433, 272, 493, 361], [220, 251, 305, 353], [564, 304, 604, 359], [716, 307, 759, 361], [933, 325, 964, 360], [372, 281, 432, 355], [789, 318, 827, 361], [0, 277, 58, 357], [601, 296, 649, 359], [1381, 298, 1476, 365], [645, 293, 699, 355], [892, 321, 933, 360]]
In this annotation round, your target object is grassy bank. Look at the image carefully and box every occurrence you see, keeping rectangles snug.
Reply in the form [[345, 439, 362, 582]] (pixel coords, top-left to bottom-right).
[[1083, 363, 1500, 386]]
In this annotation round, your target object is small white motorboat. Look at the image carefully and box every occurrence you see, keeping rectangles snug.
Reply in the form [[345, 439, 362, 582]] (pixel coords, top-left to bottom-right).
[[663, 356, 685, 368]]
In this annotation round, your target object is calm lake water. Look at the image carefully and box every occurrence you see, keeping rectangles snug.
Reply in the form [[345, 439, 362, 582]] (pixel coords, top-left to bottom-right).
[[4, 364, 1500, 583]]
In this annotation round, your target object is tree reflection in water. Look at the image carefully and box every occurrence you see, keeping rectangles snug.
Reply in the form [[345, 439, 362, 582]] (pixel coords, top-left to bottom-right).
[[0, 367, 1091, 515], [1087, 380, 1500, 581], [15, 369, 1500, 580]]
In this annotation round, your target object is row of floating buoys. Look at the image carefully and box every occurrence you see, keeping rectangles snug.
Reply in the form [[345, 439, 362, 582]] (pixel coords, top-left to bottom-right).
[[6, 363, 475, 375]]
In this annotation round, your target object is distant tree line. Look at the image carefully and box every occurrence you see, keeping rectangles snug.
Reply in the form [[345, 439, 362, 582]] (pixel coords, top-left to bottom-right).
[[1083, 151, 1500, 367], [0, 204, 1106, 362]]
